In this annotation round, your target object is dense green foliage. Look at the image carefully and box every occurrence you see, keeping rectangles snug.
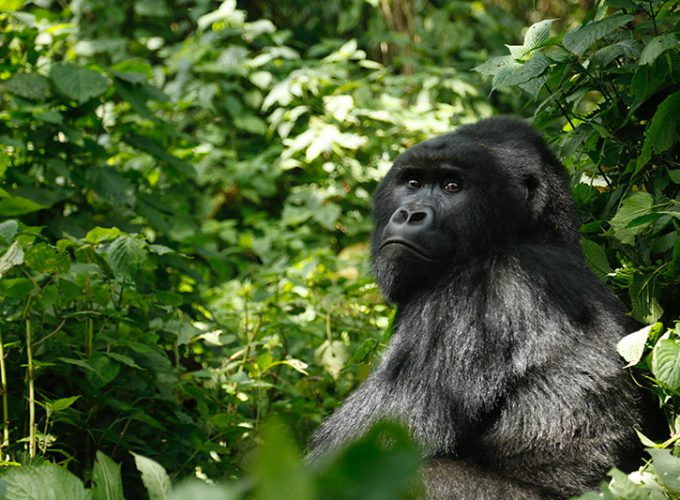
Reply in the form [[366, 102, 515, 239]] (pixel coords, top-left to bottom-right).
[[0, 0, 678, 498]]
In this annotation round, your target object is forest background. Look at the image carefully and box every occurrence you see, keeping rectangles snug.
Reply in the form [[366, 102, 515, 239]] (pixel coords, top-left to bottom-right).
[[0, 0, 679, 498]]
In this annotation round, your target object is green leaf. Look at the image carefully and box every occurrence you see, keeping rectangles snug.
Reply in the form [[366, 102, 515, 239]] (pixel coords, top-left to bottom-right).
[[49, 62, 109, 103], [580, 239, 612, 280], [106, 234, 147, 281], [630, 273, 663, 324], [616, 324, 653, 367], [85, 226, 121, 244], [648, 448, 680, 493], [609, 192, 654, 245], [518, 73, 548, 98], [607, 468, 653, 500], [669, 170, 680, 184], [49, 396, 80, 412], [2, 73, 51, 100], [473, 55, 516, 76], [92, 451, 124, 500], [0, 196, 46, 216], [254, 420, 312, 500], [563, 14, 634, 56], [234, 114, 268, 135], [523, 19, 554, 50], [132, 452, 171, 500], [24, 243, 70, 274], [652, 339, 680, 390], [0, 464, 89, 500], [592, 39, 640, 66], [0, 241, 24, 278], [0, 0, 24, 12], [107, 352, 143, 369], [638, 91, 680, 169], [506, 45, 529, 60], [168, 481, 241, 500], [492, 53, 549, 90], [317, 421, 422, 499], [0, 219, 18, 244], [639, 33, 678, 66], [87, 354, 121, 389]]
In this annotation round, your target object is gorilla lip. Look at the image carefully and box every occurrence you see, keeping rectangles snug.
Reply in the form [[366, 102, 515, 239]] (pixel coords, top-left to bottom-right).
[[380, 238, 439, 262]]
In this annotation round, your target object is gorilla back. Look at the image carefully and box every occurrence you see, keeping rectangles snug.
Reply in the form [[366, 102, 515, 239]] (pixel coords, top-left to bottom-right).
[[307, 117, 641, 499]]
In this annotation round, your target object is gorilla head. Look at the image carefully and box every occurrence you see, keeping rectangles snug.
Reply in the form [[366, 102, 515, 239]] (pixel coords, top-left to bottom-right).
[[371, 117, 580, 303]]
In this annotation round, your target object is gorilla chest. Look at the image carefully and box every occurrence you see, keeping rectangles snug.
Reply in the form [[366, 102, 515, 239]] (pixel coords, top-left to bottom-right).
[[376, 324, 510, 454]]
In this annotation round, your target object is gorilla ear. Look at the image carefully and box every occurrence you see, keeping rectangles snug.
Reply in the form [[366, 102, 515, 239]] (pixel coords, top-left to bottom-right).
[[522, 174, 540, 200], [522, 171, 550, 222]]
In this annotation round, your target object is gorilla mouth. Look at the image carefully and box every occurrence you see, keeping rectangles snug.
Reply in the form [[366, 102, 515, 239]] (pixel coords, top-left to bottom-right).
[[380, 239, 439, 262]]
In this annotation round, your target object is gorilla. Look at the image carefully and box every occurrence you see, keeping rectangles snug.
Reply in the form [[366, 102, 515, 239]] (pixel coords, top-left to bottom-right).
[[307, 117, 641, 499]]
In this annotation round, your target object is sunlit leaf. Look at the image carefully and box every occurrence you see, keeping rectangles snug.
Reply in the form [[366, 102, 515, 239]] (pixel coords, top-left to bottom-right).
[[523, 19, 554, 50], [616, 324, 654, 367], [0, 241, 23, 278], [132, 452, 171, 500], [652, 340, 680, 390]]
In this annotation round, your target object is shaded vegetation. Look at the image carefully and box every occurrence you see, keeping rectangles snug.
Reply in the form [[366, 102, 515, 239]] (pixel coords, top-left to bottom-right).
[[0, 0, 678, 498]]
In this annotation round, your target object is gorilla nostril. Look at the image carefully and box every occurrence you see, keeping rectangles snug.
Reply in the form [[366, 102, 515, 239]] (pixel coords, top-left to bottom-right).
[[408, 211, 428, 224], [394, 209, 409, 223]]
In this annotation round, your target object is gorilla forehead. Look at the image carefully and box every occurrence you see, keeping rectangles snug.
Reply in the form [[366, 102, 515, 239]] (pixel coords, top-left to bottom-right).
[[390, 134, 538, 188], [395, 134, 493, 167]]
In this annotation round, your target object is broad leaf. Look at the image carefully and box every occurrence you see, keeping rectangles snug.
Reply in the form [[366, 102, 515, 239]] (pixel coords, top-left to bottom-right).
[[652, 339, 680, 390], [0, 464, 89, 500], [49, 62, 109, 103], [0, 195, 46, 216], [0, 219, 18, 244], [639, 91, 680, 168], [132, 452, 171, 500], [92, 451, 124, 500], [648, 448, 680, 493], [639, 33, 678, 66], [523, 19, 554, 50], [2, 73, 51, 100], [0, 241, 23, 278], [492, 53, 549, 90], [473, 55, 515, 76], [24, 243, 70, 274], [616, 325, 653, 367], [609, 192, 654, 245], [85, 226, 121, 244], [563, 14, 634, 56], [106, 234, 147, 281], [580, 239, 611, 280]]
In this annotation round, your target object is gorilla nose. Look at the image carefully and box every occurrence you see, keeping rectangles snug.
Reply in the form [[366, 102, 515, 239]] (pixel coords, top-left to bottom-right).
[[390, 206, 435, 227]]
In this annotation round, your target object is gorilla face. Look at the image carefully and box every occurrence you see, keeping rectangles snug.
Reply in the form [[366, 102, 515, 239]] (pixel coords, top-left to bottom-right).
[[371, 117, 580, 303]]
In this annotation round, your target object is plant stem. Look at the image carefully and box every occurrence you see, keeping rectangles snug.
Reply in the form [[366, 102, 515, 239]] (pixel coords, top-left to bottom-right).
[[86, 316, 93, 358], [0, 329, 9, 454], [25, 317, 36, 458]]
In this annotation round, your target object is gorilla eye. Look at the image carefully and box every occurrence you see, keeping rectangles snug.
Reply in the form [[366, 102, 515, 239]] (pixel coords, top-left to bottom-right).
[[443, 180, 462, 192], [407, 179, 421, 189]]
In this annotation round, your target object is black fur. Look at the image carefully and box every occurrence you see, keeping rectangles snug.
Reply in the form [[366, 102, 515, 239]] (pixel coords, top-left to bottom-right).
[[307, 117, 641, 499]]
